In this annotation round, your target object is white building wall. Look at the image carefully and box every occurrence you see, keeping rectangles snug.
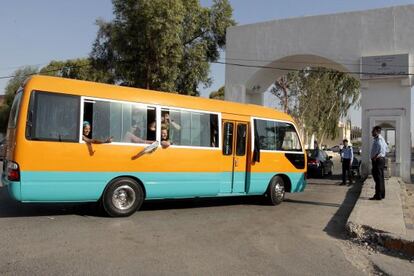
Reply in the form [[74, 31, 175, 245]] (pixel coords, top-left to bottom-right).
[[225, 5, 414, 182]]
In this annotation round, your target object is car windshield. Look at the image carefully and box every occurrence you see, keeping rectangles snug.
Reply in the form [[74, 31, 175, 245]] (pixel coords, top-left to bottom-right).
[[307, 149, 319, 158], [307, 149, 327, 161]]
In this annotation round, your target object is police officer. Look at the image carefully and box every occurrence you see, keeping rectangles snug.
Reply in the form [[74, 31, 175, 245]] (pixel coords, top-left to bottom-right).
[[340, 139, 353, 186], [370, 126, 388, 200]]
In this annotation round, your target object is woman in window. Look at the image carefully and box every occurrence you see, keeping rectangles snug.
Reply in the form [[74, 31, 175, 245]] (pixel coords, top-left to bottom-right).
[[160, 126, 171, 148], [82, 121, 112, 144]]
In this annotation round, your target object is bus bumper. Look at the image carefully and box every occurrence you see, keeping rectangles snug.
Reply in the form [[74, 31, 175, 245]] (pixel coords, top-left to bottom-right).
[[1, 173, 21, 201]]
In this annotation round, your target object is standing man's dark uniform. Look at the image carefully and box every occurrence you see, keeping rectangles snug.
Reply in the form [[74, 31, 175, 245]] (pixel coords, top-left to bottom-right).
[[370, 126, 388, 200], [340, 139, 353, 186]]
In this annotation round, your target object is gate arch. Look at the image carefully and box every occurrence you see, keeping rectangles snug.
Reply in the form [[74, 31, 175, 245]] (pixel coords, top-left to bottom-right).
[[225, 5, 414, 181]]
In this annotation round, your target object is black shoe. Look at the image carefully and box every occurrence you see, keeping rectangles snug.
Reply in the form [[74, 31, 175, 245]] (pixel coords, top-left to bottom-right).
[[369, 196, 381, 200], [339, 183, 346, 186]]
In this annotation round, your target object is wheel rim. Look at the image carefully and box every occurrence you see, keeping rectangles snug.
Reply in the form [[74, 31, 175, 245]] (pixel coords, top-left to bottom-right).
[[112, 185, 136, 210], [274, 181, 285, 201]]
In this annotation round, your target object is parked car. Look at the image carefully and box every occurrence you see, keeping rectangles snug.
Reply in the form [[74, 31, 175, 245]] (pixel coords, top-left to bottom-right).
[[323, 148, 334, 156], [330, 145, 341, 153], [306, 149, 334, 178], [352, 146, 361, 155]]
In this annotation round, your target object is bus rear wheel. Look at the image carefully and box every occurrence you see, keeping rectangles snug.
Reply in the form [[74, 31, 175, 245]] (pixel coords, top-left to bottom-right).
[[102, 177, 144, 217], [267, 176, 285, 205]]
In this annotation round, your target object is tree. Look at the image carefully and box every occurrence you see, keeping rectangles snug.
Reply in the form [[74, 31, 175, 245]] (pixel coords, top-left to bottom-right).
[[39, 58, 112, 83], [270, 74, 299, 114], [272, 67, 360, 145], [0, 66, 38, 132], [91, 0, 235, 95], [209, 86, 224, 100]]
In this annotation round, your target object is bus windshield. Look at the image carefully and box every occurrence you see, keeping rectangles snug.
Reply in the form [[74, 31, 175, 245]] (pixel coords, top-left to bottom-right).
[[8, 89, 23, 129]]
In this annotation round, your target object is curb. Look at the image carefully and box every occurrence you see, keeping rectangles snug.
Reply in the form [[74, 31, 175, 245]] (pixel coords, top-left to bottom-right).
[[346, 178, 414, 257], [346, 222, 414, 256]]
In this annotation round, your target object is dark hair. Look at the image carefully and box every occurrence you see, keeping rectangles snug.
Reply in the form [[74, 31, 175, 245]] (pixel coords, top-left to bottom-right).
[[373, 125, 382, 133], [343, 139, 348, 143]]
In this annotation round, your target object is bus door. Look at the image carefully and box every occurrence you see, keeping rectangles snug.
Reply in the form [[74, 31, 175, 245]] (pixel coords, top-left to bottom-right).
[[222, 121, 249, 193]]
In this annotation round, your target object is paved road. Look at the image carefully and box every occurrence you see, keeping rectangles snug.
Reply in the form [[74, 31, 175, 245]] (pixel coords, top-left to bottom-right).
[[0, 170, 370, 275], [1, 157, 412, 275]]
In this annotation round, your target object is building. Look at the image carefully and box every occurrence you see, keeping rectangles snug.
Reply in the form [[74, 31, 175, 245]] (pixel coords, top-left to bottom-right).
[[225, 5, 414, 182]]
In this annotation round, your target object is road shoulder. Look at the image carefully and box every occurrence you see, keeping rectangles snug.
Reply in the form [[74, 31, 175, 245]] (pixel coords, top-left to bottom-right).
[[346, 177, 414, 257]]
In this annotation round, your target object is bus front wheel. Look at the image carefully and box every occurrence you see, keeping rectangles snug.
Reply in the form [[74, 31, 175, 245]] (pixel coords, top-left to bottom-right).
[[267, 176, 285, 205], [102, 177, 144, 217]]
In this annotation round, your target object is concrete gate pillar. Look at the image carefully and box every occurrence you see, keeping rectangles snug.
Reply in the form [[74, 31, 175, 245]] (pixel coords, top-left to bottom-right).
[[360, 78, 412, 182], [225, 5, 414, 183]]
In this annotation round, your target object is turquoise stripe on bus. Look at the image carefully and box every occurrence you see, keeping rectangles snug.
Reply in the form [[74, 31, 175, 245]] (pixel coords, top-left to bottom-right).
[[1, 176, 22, 201], [247, 172, 306, 194], [18, 171, 306, 202]]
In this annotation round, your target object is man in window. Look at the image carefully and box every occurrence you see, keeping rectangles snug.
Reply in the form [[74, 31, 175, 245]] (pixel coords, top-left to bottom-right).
[[161, 111, 181, 131]]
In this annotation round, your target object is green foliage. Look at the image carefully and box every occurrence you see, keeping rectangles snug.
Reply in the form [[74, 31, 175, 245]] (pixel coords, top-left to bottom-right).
[[272, 67, 360, 145], [209, 86, 225, 100], [0, 66, 38, 133], [270, 75, 298, 114], [39, 58, 112, 83], [91, 0, 235, 95]]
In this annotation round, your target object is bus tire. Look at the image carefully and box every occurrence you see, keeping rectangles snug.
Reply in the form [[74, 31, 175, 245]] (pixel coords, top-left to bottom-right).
[[267, 176, 285, 205], [102, 177, 144, 217]]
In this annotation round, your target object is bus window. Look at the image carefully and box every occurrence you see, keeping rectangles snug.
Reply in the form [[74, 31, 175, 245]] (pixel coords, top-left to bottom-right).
[[254, 119, 302, 151], [236, 124, 247, 156], [161, 108, 219, 148], [26, 91, 80, 142], [8, 89, 23, 129], [223, 122, 233, 155], [83, 99, 156, 144], [280, 124, 302, 151]]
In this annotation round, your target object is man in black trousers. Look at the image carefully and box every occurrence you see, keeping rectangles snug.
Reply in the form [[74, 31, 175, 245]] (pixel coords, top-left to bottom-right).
[[370, 126, 388, 200], [340, 139, 353, 186]]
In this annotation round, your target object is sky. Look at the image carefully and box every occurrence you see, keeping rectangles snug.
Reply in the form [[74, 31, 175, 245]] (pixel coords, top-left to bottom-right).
[[1, 0, 414, 127]]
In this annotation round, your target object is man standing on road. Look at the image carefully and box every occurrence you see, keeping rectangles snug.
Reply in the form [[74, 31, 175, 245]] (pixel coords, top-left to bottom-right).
[[370, 126, 388, 200], [340, 139, 353, 186]]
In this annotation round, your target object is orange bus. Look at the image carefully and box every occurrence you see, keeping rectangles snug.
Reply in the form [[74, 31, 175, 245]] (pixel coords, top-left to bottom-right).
[[1, 76, 307, 217]]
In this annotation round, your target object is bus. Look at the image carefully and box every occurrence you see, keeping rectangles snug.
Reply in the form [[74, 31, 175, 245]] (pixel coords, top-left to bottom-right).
[[1, 75, 307, 217]]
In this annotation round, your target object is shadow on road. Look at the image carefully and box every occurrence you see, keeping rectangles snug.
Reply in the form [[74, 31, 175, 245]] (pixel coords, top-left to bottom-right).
[[0, 188, 102, 218], [0, 187, 271, 218], [141, 196, 267, 211], [0, 173, 360, 220], [284, 198, 341, 208], [323, 180, 363, 239]]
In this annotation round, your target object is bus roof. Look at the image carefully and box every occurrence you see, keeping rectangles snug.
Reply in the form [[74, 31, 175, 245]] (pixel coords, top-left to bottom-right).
[[25, 75, 294, 122]]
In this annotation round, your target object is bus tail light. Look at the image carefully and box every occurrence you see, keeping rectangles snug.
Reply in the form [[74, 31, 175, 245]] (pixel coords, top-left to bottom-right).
[[7, 161, 20, 181], [308, 159, 318, 165]]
